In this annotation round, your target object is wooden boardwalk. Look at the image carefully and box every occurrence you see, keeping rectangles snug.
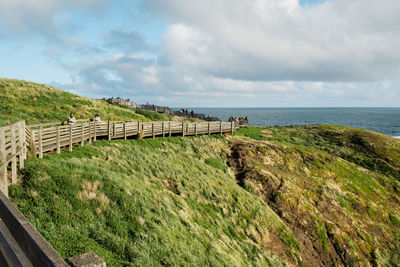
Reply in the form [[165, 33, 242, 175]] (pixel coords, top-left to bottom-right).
[[1, 119, 238, 196]]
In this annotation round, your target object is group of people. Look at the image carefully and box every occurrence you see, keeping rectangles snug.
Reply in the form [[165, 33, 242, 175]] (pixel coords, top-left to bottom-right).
[[228, 116, 248, 125], [67, 113, 101, 125]]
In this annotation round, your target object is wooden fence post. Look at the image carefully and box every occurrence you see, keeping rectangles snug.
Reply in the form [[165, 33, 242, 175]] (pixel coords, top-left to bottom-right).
[[231, 121, 234, 135], [93, 122, 97, 141], [108, 121, 111, 140], [169, 122, 172, 137], [123, 122, 127, 140], [69, 125, 73, 152], [182, 122, 185, 137], [137, 121, 140, 135], [81, 124, 85, 146], [220, 122, 223, 135], [11, 124, 17, 184], [195, 123, 197, 136], [113, 123, 116, 138], [162, 122, 165, 137], [0, 128, 7, 196], [38, 126, 43, 158], [208, 122, 211, 135], [56, 127, 61, 154], [88, 122, 92, 144], [152, 123, 155, 139], [18, 122, 24, 169]]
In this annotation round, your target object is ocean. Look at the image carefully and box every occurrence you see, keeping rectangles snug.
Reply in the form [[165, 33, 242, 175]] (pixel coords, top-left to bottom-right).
[[183, 108, 400, 138]]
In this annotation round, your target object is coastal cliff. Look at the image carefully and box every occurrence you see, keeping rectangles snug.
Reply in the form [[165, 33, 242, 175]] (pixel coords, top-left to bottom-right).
[[1, 79, 399, 266]]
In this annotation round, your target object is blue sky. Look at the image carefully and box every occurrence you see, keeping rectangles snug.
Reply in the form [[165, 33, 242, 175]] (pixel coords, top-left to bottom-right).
[[1, 0, 399, 107]]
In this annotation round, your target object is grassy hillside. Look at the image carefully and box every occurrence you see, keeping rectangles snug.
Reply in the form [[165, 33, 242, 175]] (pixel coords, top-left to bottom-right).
[[0, 78, 170, 126], [232, 125, 400, 265], [9, 136, 297, 266]]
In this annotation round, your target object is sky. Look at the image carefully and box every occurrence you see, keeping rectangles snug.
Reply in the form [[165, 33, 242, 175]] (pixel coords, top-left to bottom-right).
[[0, 0, 399, 107]]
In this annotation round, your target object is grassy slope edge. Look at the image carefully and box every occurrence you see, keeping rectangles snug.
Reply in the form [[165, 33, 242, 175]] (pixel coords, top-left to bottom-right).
[[233, 125, 400, 266], [0, 78, 170, 126]]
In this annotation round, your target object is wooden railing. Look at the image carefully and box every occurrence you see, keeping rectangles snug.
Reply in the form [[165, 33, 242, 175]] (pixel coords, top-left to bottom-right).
[[0, 121, 26, 196], [0, 120, 239, 196]]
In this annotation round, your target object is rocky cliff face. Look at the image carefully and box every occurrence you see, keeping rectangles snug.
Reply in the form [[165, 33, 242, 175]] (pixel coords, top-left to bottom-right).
[[229, 125, 400, 266]]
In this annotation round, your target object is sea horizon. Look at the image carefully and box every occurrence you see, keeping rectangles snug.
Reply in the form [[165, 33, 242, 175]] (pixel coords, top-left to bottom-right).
[[172, 107, 400, 138]]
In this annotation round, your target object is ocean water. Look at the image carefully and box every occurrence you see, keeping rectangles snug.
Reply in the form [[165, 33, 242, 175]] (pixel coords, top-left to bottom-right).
[[185, 108, 400, 138]]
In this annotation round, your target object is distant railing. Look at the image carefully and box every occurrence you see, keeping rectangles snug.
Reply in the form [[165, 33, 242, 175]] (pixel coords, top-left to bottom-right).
[[0, 119, 239, 196]]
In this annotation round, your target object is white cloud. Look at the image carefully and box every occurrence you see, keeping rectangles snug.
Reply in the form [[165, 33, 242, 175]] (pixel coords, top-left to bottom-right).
[[147, 0, 400, 82]]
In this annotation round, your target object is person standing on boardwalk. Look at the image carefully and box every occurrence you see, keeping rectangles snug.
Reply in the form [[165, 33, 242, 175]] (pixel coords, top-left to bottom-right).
[[68, 113, 76, 125], [94, 114, 101, 124]]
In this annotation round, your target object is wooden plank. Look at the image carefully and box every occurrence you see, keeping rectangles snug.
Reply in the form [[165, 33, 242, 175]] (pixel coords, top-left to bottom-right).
[[38, 126, 43, 158], [56, 127, 61, 154], [69, 125, 73, 152], [81, 124, 85, 146], [182, 122, 185, 137], [18, 122, 24, 169], [208, 122, 211, 135], [162, 122, 165, 138], [152, 123, 155, 139], [10, 124, 17, 184], [0, 128, 7, 196], [88, 122, 92, 144], [123, 122, 127, 140], [195, 123, 197, 136], [93, 121, 97, 141], [108, 121, 111, 140]]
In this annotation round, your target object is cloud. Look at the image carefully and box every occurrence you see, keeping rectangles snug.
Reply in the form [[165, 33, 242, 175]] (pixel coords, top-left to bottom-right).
[[145, 0, 400, 82]]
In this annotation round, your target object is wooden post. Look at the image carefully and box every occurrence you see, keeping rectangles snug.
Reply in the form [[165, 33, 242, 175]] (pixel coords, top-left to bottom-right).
[[81, 123, 85, 146], [137, 121, 140, 135], [208, 122, 211, 135], [0, 128, 7, 196], [93, 122, 97, 141], [69, 125, 73, 152], [220, 122, 223, 135], [182, 122, 185, 137], [108, 121, 111, 140], [11, 124, 17, 184], [162, 122, 165, 137], [18, 122, 24, 169], [231, 121, 234, 135], [56, 127, 61, 154], [88, 122, 92, 143], [113, 123, 116, 138], [123, 122, 127, 140], [38, 126, 43, 158], [186, 123, 189, 135], [169, 122, 172, 137], [152, 123, 155, 139], [195, 123, 197, 136]]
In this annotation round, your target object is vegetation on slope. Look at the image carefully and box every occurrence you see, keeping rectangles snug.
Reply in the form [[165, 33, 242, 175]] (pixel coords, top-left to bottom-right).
[[0, 78, 170, 126], [232, 125, 400, 266], [9, 136, 299, 266]]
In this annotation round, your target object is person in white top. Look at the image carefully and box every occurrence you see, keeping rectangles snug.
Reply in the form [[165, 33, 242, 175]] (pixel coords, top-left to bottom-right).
[[67, 113, 76, 125], [94, 114, 101, 124]]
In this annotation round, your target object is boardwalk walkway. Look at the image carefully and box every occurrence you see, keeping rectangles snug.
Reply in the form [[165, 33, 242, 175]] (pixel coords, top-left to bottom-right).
[[0, 119, 238, 266]]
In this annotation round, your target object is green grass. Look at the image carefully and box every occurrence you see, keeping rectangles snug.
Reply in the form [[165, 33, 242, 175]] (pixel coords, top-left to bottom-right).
[[233, 125, 400, 265], [0, 78, 169, 126], [10, 136, 295, 266]]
